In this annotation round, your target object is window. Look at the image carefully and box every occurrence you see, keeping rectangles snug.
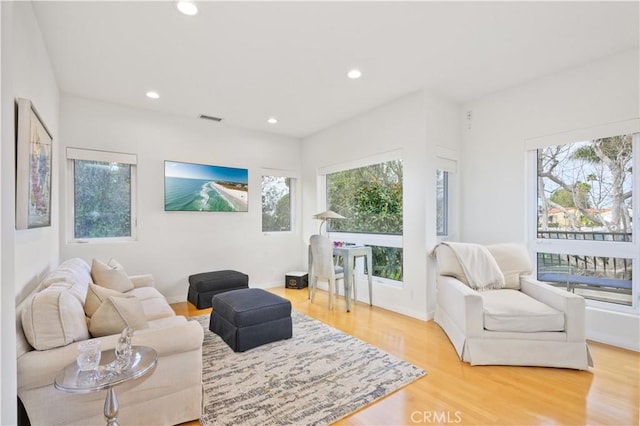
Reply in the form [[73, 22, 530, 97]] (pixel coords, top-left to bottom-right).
[[324, 157, 403, 282], [436, 170, 449, 236], [67, 148, 137, 241], [262, 175, 294, 232], [528, 127, 638, 310]]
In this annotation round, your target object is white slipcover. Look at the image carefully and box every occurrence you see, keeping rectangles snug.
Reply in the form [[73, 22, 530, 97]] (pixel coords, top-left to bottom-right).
[[16, 258, 204, 425], [433, 243, 593, 370]]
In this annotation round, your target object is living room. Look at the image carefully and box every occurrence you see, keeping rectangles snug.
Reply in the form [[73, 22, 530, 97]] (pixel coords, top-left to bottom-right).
[[2, 1, 639, 425]]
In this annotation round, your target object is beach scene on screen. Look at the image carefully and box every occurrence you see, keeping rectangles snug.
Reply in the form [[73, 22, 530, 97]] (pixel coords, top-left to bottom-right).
[[164, 161, 248, 212]]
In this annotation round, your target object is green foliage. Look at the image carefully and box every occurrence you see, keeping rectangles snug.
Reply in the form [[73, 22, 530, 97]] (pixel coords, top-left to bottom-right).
[[573, 135, 633, 163], [549, 183, 591, 208], [327, 160, 403, 281], [74, 161, 131, 238], [370, 246, 403, 281], [327, 160, 403, 234], [262, 176, 291, 232]]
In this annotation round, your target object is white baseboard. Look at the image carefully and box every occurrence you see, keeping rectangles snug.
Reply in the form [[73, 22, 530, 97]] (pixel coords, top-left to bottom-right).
[[587, 330, 640, 352], [165, 295, 184, 304]]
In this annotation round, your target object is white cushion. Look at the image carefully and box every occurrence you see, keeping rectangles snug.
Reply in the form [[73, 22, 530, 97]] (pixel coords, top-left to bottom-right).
[[480, 289, 564, 332], [40, 258, 92, 289], [434, 244, 469, 285], [485, 243, 532, 290], [84, 283, 133, 317], [91, 258, 134, 293], [140, 297, 176, 321], [127, 286, 165, 301], [21, 284, 90, 350], [89, 296, 149, 337]]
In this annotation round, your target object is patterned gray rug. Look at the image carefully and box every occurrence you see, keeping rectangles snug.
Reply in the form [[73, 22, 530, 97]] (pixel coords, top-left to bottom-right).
[[193, 311, 426, 426]]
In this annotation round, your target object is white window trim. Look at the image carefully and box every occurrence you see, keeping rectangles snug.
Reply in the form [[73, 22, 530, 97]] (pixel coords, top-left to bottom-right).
[[435, 147, 459, 242], [66, 147, 137, 243], [260, 168, 298, 236], [525, 121, 639, 314]]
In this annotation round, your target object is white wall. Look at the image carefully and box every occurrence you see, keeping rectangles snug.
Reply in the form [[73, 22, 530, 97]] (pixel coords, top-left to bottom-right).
[[59, 95, 304, 302], [1, 2, 60, 424], [301, 91, 460, 320], [461, 48, 640, 350]]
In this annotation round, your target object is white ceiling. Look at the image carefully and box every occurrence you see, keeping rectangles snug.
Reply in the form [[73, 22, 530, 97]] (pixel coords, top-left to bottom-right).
[[32, 1, 639, 139]]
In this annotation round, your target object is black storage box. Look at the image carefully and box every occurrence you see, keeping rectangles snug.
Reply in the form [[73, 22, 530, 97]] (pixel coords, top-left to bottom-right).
[[285, 271, 308, 289]]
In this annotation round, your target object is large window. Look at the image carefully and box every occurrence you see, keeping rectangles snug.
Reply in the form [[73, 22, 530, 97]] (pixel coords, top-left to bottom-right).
[[262, 175, 294, 232], [529, 128, 638, 310], [325, 157, 403, 282], [67, 148, 137, 241]]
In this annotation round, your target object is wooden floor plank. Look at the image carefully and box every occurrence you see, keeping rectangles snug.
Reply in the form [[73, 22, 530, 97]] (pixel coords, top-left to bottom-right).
[[173, 287, 639, 426]]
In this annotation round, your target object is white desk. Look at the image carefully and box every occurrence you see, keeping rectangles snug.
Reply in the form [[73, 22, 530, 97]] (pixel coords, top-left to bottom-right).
[[309, 244, 373, 312]]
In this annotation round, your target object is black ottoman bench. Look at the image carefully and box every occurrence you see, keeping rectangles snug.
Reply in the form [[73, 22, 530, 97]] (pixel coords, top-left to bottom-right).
[[209, 288, 292, 352], [187, 270, 248, 309]]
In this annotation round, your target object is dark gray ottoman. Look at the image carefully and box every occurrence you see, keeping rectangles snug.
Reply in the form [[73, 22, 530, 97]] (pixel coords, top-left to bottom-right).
[[188, 270, 248, 309], [209, 288, 292, 352]]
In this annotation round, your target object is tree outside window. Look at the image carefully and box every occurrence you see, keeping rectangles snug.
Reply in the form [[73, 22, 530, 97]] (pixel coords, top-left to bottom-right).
[[326, 159, 403, 281], [67, 148, 136, 242], [537, 134, 633, 237], [262, 176, 293, 232], [73, 160, 133, 239], [535, 133, 635, 306]]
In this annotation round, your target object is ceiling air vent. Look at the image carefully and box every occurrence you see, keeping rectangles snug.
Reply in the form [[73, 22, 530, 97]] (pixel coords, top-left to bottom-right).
[[199, 114, 223, 122]]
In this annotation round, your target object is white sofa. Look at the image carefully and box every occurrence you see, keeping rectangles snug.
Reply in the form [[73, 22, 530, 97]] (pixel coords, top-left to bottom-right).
[[16, 258, 204, 425], [433, 243, 593, 370]]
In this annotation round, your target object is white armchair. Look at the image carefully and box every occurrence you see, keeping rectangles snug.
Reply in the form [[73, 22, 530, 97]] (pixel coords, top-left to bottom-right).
[[432, 242, 593, 370]]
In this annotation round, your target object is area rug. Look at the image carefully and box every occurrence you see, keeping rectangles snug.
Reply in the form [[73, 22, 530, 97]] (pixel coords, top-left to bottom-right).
[[193, 311, 426, 426]]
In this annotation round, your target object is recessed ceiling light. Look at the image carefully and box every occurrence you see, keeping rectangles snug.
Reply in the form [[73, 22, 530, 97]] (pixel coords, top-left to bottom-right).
[[176, 1, 198, 16], [347, 69, 362, 79], [267, 117, 278, 124], [146, 91, 160, 99]]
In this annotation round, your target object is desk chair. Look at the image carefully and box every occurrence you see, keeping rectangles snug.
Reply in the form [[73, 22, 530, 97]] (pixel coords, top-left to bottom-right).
[[309, 234, 344, 309]]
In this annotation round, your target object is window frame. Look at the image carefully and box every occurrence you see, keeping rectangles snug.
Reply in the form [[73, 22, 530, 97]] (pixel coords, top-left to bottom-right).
[[261, 168, 298, 235], [436, 169, 449, 237], [435, 149, 458, 242], [525, 121, 639, 314], [317, 150, 404, 286], [66, 147, 137, 243]]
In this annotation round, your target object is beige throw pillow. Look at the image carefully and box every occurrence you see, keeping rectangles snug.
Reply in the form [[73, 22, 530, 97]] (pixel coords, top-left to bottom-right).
[[89, 296, 149, 337], [433, 244, 469, 285], [84, 283, 134, 317], [91, 258, 134, 293], [485, 243, 532, 290], [22, 284, 90, 350]]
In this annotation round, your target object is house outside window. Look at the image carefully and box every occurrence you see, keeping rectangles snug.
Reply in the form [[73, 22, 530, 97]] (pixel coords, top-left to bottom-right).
[[323, 156, 403, 282], [528, 127, 638, 311], [262, 175, 294, 232], [67, 148, 137, 242]]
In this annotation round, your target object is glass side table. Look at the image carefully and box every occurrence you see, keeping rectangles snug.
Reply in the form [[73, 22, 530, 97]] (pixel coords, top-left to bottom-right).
[[55, 345, 158, 426]]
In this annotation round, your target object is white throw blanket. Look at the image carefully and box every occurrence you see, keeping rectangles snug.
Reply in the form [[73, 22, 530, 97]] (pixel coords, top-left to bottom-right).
[[436, 242, 505, 290]]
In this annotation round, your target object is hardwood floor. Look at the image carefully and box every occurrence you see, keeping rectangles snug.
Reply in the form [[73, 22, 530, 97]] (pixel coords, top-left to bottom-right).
[[172, 287, 639, 426]]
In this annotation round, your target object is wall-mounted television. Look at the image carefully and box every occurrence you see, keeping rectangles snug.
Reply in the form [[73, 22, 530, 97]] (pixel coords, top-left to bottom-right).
[[164, 160, 248, 212]]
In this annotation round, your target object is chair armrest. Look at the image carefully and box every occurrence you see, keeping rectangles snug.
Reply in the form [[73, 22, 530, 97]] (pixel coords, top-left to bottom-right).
[[17, 318, 203, 392], [437, 276, 484, 337], [520, 275, 586, 342], [129, 274, 155, 288], [132, 318, 204, 356]]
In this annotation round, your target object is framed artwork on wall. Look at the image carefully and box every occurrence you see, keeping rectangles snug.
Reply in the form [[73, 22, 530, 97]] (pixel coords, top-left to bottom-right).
[[16, 98, 53, 229], [164, 160, 248, 212]]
